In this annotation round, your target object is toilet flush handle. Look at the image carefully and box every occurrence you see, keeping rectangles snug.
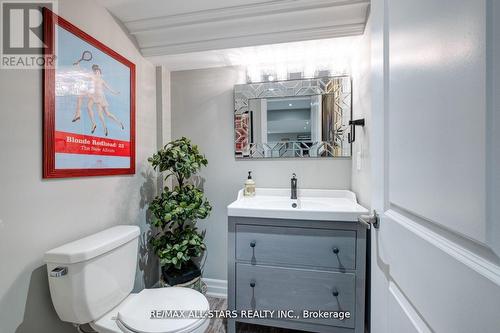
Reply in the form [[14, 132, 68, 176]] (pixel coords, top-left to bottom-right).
[[50, 266, 68, 277]]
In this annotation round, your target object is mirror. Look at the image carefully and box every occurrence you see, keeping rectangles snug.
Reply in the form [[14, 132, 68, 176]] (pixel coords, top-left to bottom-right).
[[234, 76, 352, 159]]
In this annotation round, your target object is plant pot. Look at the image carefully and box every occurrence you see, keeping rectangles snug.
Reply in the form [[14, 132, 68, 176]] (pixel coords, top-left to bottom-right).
[[162, 260, 201, 286]]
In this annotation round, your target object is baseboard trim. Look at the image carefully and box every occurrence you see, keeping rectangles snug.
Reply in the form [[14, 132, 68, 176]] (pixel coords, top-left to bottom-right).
[[203, 278, 227, 298]]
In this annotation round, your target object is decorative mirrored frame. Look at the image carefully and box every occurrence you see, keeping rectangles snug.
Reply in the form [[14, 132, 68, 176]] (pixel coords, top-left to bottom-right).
[[234, 76, 352, 159]]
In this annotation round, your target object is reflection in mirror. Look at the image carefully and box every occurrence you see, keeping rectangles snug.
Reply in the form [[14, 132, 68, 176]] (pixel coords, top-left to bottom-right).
[[234, 76, 352, 159]]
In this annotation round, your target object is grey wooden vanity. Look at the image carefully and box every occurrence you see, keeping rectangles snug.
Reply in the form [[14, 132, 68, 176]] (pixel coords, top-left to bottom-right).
[[227, 215, 367, 333]]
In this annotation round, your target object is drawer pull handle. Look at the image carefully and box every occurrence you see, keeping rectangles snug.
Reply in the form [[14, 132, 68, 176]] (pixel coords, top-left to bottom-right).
[[332, 247, 346, 273], [332, 289, 344, 315], [250, 280, 257, 310], [250, 241, 257, 265]]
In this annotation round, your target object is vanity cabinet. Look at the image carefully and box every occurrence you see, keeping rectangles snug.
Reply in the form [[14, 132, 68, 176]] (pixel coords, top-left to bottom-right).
[[227, 216, 367, 333]]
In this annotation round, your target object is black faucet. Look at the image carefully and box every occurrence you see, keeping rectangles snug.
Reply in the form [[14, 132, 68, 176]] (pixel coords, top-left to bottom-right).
[[291, 173, 298, 199]]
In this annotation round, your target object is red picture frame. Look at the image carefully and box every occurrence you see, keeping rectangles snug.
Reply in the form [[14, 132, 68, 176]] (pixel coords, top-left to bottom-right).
[[43, 8, 135, 178]]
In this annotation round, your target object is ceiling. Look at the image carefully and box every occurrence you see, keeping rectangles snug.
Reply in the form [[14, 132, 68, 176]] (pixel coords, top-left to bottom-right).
[[147, 35, 361, 72], [95, 0, 370, 58]]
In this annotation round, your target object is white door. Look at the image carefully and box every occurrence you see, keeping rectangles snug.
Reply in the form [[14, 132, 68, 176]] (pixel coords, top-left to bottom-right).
[[369, 0, 500, 332]]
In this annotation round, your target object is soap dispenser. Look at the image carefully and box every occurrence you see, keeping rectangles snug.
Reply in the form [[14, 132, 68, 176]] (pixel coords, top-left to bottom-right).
[[244, 171, 256, 197]]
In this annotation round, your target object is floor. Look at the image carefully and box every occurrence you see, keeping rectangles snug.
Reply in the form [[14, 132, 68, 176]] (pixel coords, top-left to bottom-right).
[[206, 297, 306, 333]]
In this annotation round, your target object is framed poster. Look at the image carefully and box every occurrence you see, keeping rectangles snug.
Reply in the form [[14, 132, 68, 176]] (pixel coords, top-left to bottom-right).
[[43, 9, 135, 178]]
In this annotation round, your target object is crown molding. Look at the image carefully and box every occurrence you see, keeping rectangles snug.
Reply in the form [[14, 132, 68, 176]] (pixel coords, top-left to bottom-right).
[[141, 23, 365, 57], [108, 0, 370, 56], [126, 0, 370, 34]]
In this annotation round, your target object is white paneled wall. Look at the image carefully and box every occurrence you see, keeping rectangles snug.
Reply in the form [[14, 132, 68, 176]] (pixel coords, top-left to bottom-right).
[[388, 0, 487, 243], [370, 0, 500, 332], [487, 0, 500, 259]]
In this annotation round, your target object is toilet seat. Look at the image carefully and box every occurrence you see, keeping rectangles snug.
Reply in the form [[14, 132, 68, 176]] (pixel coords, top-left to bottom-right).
[[116, 288, 209, 333]]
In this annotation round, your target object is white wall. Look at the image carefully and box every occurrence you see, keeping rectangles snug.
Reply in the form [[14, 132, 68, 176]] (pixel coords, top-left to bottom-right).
[[170, 66, 352, 281], [157, 66, 172, 147], [0, 1, 158, 332], [351, 20, 372, 209]]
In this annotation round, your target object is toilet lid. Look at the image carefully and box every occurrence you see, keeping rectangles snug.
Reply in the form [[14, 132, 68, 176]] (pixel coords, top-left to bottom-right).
[[117, 287, 209, 333]]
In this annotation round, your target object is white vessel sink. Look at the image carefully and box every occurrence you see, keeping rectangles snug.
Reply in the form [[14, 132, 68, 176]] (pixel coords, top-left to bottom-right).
[[227, 188, 368, 221]]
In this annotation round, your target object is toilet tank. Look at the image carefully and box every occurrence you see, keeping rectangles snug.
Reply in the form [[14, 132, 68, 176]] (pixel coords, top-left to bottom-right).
[[44, 225, 140, 324]]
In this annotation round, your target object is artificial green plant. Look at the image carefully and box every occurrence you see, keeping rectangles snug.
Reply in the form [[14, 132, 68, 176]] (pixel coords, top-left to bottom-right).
[[148, 137, 212, 270]]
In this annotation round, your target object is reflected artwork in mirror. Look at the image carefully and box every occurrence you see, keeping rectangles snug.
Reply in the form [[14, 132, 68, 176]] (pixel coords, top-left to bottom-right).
[[234, 76, 352, 159]]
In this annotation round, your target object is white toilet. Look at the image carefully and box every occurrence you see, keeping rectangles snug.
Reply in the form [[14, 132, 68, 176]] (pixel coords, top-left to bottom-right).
[[44, 225, 210, 333]]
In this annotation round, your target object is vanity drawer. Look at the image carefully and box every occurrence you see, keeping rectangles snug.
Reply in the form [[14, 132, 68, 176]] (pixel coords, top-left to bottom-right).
[[236, 263, 355, 328], [235, 224, 356, 270]]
